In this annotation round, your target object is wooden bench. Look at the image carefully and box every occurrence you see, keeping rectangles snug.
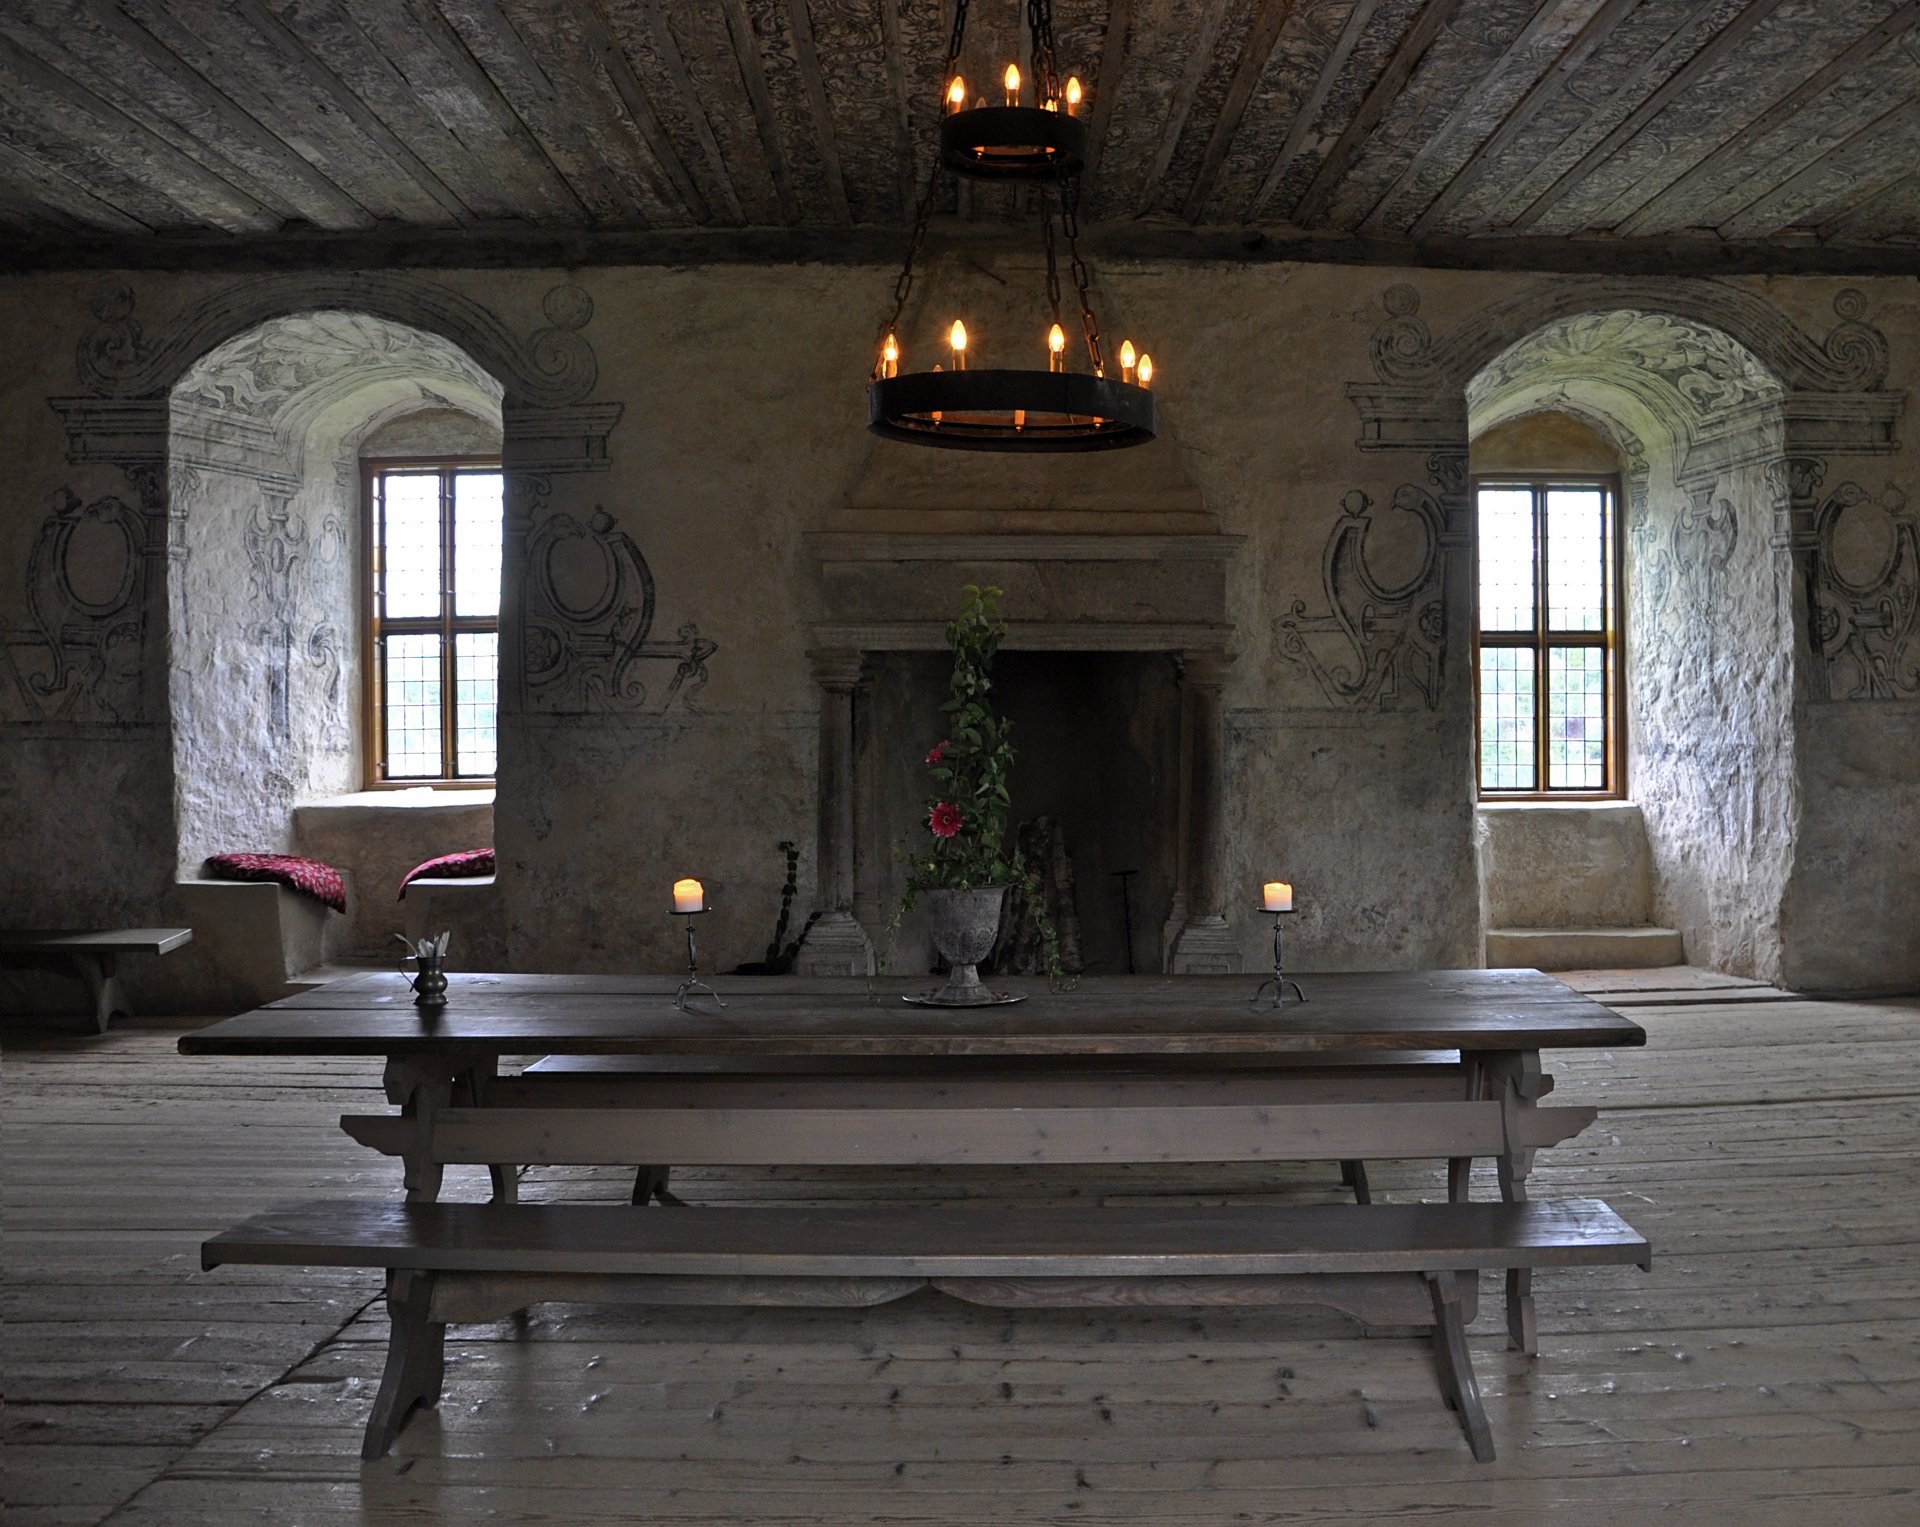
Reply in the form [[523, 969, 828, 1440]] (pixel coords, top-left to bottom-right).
[[0, 927, 192, 1031], [203, 1195, 1650, 1462]]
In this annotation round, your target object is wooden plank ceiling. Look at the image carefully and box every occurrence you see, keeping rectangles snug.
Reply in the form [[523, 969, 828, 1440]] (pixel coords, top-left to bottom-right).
[[0, 0, 1915, 271]]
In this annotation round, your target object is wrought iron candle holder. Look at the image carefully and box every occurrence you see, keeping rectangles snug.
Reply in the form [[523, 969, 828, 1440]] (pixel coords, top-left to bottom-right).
[[671, 907, 726, 1013], [1251, 908, 1306, 1008]]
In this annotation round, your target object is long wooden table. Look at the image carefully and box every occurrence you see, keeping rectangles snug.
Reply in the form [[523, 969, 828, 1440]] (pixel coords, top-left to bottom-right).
[[182, 969, 1644, 1350], [185, 969, 1648, 1458]]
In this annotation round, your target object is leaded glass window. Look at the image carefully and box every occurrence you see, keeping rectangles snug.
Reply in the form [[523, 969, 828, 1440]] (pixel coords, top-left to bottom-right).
[[366, 462, 501, 785], [1474, 478, 1622, 797]]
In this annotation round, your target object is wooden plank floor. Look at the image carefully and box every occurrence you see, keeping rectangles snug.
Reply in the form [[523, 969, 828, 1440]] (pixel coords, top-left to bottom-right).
[[5, 968, 1919, 1524]]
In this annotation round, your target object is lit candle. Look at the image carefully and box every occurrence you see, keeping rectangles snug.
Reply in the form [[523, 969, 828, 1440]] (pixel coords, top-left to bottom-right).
[[1003, 63, 1020, 106], [1263, 881, 1293, 913], [947, 75, 966, 114], [1136, 352, 1153, 388], [1065, 76, 1083, 116], [1013, 407, 1025, 430], [1119, 339, 1136, 383], [673, 877, 705, 914], [949, 318, 967, 371], [882, 331, 899, 379], [1048, 322, 1065, 373], [931, 362, 942, 422]]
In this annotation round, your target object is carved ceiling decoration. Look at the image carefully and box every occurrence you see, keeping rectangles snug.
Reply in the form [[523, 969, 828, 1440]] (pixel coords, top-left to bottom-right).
[[0, 3, 1914, 272]]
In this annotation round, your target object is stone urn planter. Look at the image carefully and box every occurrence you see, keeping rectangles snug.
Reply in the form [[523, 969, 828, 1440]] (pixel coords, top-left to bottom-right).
[[921, 886, 1007, 1005]]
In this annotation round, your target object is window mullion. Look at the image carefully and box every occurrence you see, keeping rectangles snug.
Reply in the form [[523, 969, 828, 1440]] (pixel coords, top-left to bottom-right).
[[1534, 485, 1549, 792]]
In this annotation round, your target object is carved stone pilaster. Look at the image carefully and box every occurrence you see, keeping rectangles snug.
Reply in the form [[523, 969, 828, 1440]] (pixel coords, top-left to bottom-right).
[[1168, 649, 1240, 975], [797, 648, 874, 976]]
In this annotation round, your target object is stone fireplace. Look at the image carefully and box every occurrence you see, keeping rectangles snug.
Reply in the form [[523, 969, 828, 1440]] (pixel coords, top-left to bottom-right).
[[800, 531, 1244, 976]]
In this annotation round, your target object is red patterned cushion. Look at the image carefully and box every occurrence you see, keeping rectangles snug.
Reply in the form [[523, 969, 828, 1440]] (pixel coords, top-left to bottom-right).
[[398, 848, 495, 900], [204, 853, 347, 913]]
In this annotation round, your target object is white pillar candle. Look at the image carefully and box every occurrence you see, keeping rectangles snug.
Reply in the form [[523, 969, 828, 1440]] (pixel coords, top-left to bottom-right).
[[673, 877, 705, 914], [1263, 881, 1293, 912]]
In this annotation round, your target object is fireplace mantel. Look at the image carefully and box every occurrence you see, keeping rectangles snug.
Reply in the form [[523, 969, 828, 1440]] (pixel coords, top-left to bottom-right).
[[808, 532, 1244, 652]]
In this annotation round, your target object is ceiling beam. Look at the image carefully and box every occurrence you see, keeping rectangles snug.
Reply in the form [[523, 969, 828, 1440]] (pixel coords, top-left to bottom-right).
[[224, 0, 477, 226], [1180, 0, 1301, 223], [1502, 0, 1796, 232], [0, 137, 150, 235], [1288, 0, 1465, 227], [784, 0, 851, 225], [1816, 165, 1919, 242], [574, 0, 712, 223], [634, 1, 747, 225], [24, 3, 373, 232], [1405, 0, 1638, 239], [0, 27, 277, 234], [1611, 1, 1920, 236], [876, 0, 920, 218], [1246, 0, 1379, 219], [717, 0, 801, 223], [1134, 0, 1234, 215], [371, 0, 590, 225], [1715, 95, 1920, 239], [1079, 0, 1132, 199], [1355, 0, 1569, 235], [12, 219, 1916, 278]]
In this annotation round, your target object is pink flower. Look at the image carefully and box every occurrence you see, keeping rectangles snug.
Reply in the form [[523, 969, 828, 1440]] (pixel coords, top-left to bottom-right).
[[928, 802, 964, 838], [925, 740, 948, 766]]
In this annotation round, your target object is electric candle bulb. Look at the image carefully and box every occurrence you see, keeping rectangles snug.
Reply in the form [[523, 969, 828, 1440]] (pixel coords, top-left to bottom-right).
[[949, 318, 968, 370], [1136, 352, 1153, 387], [1048, 321, 1065, 372], [1119, 339, 1136, 382], [947, 75, 966, 112], [1065, 76, 1083, 115], [1004, 63, 1020, 105]]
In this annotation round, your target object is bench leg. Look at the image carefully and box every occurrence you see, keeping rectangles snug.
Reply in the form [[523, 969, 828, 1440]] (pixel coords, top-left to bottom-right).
[[363, 1269, 446, 1461], [632, 1165, 671, 1205], [1425, 1270, 1494, 1463], [1338, 1159, 1371, 1205], [71, 953, 127, 1034]]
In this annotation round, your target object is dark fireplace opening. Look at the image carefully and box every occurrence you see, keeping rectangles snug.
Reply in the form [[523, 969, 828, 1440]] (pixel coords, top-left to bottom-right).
[[859, 650, 1182, 976]]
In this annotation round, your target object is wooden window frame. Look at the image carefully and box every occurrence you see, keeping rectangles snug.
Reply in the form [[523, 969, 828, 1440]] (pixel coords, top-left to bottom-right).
[[1471, 473, 1626, 801], [361, 457, 502, 790]]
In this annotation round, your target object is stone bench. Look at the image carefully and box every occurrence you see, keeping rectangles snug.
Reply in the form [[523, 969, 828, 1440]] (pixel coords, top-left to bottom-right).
[[0, 927, 192, 1031], [203, 1195, 1650, 1462]]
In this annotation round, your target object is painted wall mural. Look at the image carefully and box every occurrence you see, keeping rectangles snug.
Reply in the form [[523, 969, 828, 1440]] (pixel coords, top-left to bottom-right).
[[521, 502, 718, 715], [2, 488, 154, 725], [1810, 480, 1920, 701], [1274, 477, 1448, 712]]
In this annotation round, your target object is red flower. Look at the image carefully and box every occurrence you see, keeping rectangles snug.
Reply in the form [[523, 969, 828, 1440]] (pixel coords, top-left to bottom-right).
[[925, 740, 948, 766], [928, 802, 964, 838]]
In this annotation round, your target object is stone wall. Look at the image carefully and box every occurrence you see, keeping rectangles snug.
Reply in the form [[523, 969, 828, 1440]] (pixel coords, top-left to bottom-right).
[[0, 261, 1912, 1000]]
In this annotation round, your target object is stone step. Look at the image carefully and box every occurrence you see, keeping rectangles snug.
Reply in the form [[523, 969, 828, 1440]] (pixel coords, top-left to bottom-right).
[[1486, 926, 1685, 972]]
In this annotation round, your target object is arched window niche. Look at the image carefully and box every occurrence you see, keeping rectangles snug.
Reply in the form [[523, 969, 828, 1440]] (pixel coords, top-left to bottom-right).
[[1466, 311, 1789, 978], [168, 312, 504, 960]]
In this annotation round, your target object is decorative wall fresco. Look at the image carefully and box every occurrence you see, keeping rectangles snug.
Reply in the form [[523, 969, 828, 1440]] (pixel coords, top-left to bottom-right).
[[1274, 478, 1448, 712], [1810, 480, 1920, 700], [2, 488, 154, 725], [521, 504, 717, 715]]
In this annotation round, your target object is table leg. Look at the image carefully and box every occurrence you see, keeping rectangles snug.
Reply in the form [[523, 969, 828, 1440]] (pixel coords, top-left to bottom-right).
[[1485, 1050, 1544, 1354], [457, 1059, 518, 1205], [383, 1058, 454, 1203]]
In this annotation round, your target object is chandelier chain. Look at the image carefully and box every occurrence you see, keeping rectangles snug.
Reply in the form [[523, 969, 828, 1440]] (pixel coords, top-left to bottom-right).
[[869, 0, 973, 379], [1042, 194, 1065, 335], [1026, 0, 1059, 103], [1058, 175, 1104, 376]]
